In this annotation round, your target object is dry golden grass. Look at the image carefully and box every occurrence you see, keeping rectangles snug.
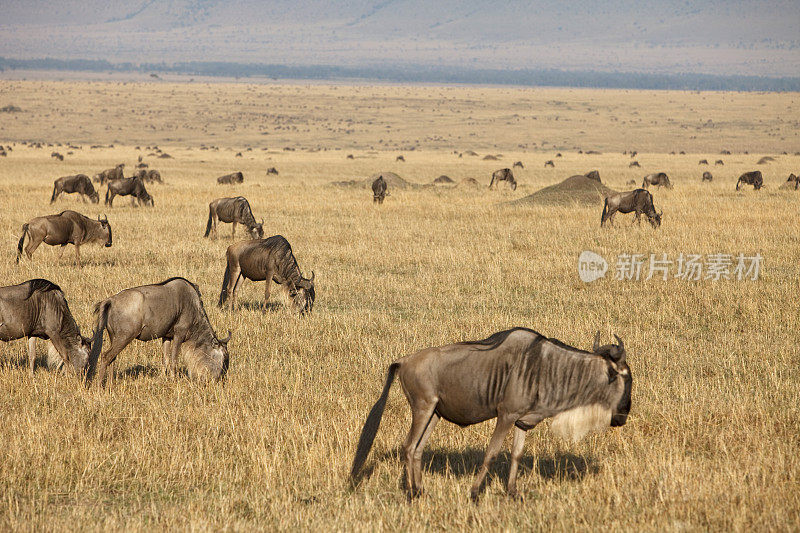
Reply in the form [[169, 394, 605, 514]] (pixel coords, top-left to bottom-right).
[[0, 80, 798, 531]]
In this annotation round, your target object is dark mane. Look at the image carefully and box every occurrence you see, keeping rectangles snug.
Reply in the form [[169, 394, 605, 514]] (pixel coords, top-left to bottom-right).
[[460, 327, 542, 351], [26, 278, 62, 299], [155, 276, 195, 287]]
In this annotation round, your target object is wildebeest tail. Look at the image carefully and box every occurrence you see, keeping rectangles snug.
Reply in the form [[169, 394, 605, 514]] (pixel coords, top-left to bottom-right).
[[86, 301, 111, 383], [350, 362, 400, 483], [218, 263, 231, 306], [600, 200, 608, 227], [16, 223, 28, 263], [204, 207, 213, 237], [50, 183, 58, 203]]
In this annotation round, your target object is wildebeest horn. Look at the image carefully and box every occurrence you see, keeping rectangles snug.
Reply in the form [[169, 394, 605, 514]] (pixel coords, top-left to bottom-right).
[[309, 271, 315, 284], [593, 331, 601, 352], [261, 218, 264, 225], [220, 330, 232, 344], [613, 334, 624, 353]]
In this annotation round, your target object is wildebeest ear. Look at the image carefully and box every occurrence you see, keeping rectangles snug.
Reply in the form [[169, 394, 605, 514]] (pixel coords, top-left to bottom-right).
[[608, 365, 618, 384], [593, 331, 601, 352], [611, 334, 626, 362]]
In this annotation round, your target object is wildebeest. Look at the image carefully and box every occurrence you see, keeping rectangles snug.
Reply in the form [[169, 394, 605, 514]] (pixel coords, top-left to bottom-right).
[[87, 277, 230, 387], [630, 151, 638, 158], [266, 167, 279, 175], [372, 175, 388, 204], [51, 152, 64, 161], [349, 328, 632, 500], [584, 170, 601, 181], [217, 172, 244, 185], [702, 171, 713, 182], [629, 161, 640, 168], [105, 177, 154, 207], [544, 160, 555, 167], [396, 155, 405, 162], [204, 197, 264, 239], [715, 160, 724, 166], [219, 236, 315, 315], [512, 161, 524, 169], [736, 171, 763, 191], [17, 211, 112, 266], [0, 279, 90, 376], [489, 168, 517, 190], [641, 172, 672, 189], [781, 173, 799, 190], [94, 164, 125, 185], [699, 159, 708, 165], [132, 169, 162, 183], [51, 174, 99, 204], [601, 189, 662, 228]]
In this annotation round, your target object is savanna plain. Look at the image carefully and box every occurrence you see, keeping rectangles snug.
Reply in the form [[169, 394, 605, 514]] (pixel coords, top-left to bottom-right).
[[0, 79, 798, 531]]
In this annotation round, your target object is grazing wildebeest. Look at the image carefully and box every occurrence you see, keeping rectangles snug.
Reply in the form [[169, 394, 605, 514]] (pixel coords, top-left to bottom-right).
[[132, 169, 162, 183], [489, 168, 517, 190], [544, 160, 555, 167], [601, 189, 662, 228], [736, 171, 763, 191], [396, 155, 405, 162], [512, 161, 524, 169], [782, 173, 799, 190], [87, 277, 230, 387], [17, 211, 112, 266], [51, 152, 64, 161], [105, 177, 154, 207], [630, 151, 638, 158], [204, 197, 264, 239], [629, 161, 640, 168], [0, 279, 91, 376], [350, 328, 632, 500], [219, 236, 315, 315], [266, 167, 279, 175], [641, 172, 672, 189], [372, 175, 388, 204], [702, 171, 713, 182], [715, 160, 724, 166], [217, 172, 244, 185], [699, 159, 708, 165], [584, 170, 601, 181], [347, 154, 355, 159], [51, 174, 99, 204], [95, 164, 125, 185]]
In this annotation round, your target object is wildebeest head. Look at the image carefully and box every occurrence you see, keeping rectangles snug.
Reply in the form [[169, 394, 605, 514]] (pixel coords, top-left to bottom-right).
[[98, 215, 113, 247], [186, 330, 231, 382], [593, 332, 632, 427], [249, 218, 265, 239], [650, 209, 663, 228], [89, 190, 100, 204], [290, 271, 315, 315], [48, 335, 91, 375]]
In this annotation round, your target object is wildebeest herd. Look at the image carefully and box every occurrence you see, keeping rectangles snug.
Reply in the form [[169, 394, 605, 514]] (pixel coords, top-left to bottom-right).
[[2, 148, 795, 502]]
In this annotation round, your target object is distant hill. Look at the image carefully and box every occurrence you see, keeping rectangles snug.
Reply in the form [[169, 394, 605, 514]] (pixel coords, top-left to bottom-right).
[[0, 0, 798, 77]]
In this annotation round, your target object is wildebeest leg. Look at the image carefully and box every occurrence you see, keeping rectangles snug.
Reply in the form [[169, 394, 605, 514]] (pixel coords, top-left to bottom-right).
[[229, 272, 244, 310], [27, 337, 36, 375], [167, 338, 182, 378], [231, 222, 237, 238], [24, 234, 44, 260], [608, 211, 617, 227], [162, 340, 172, 375], [58, 244, 67, 259], [470, 415, 516, 501], [411, 412, 439, 496], [633, 211, 641, 225], [81, 194, 87, 203], [131, 196, 137, 207], [211, 213, 218, 239], [506, 426, 527, 498], [74, 245, 82, 268], [402, 401, 438, 497], [262, 270, 274, 310], [96, 333, 135, 388]]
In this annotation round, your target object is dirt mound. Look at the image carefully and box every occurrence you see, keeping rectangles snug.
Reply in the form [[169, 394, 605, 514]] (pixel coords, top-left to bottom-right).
[[510, 175, 616, 206], [433, 175, 455, 185], [330, 171, 422, 190], [483, 155, 499, 160], [757, 156, 775, 164], [458, 177, 481, 188]]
